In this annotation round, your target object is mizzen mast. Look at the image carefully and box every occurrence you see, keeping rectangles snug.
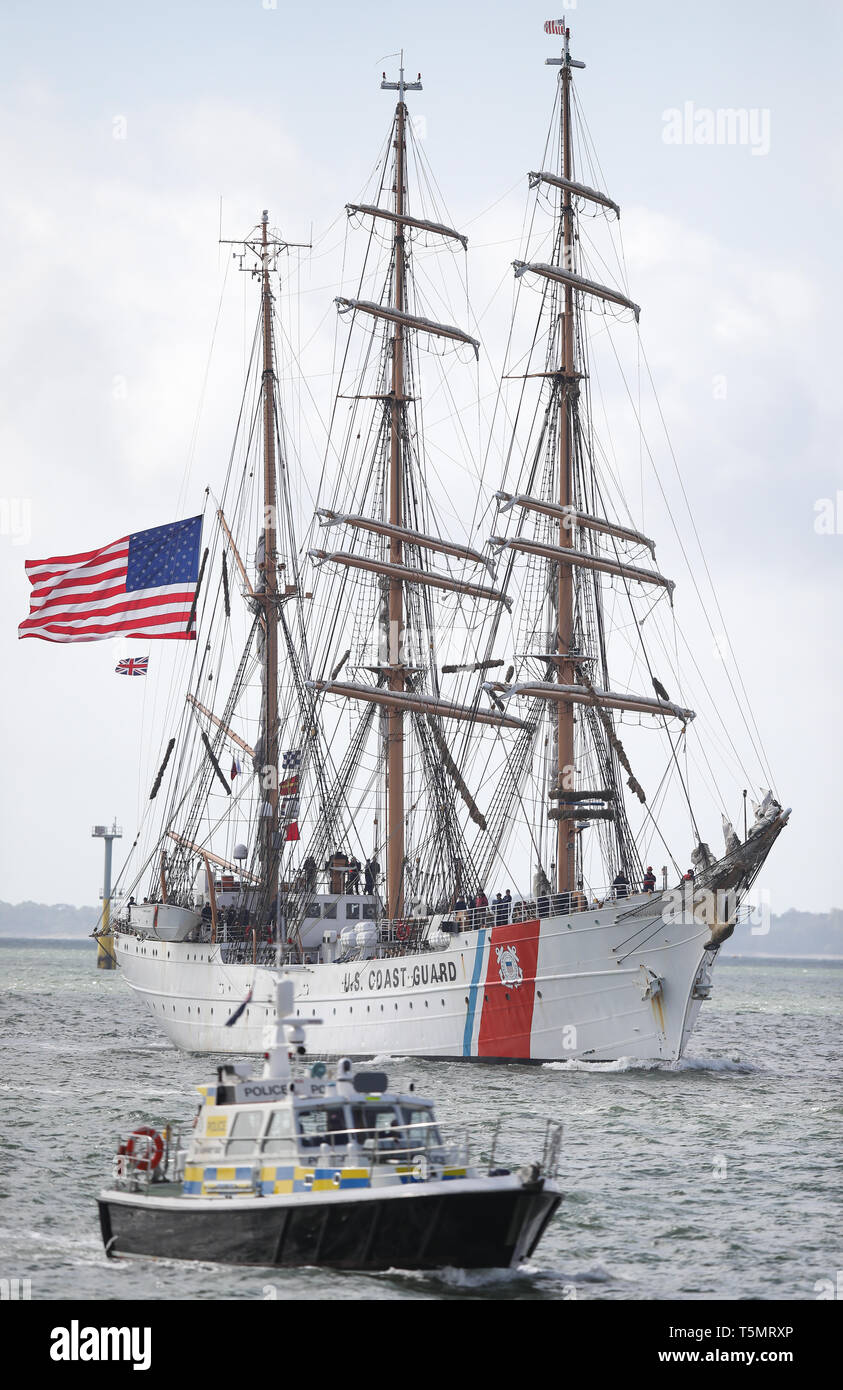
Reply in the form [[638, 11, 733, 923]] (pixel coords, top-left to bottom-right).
[[259, 211, 281, 912], [220, 212, 309, 919]]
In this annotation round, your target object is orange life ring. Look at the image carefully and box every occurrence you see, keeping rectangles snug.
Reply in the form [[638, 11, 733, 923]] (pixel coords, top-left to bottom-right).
[[396, 921, 410, 941], [119, 1126, 164, 1173]]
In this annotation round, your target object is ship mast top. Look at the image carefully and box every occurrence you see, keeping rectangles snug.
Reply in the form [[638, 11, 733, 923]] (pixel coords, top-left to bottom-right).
[[380, 50, 422, 100]]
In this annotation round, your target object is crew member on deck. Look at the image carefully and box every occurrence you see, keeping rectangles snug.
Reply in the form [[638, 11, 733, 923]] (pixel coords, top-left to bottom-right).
[[642, 866, 657, 893], [612, 870, 629, 900], [364, 858, 380, 895]]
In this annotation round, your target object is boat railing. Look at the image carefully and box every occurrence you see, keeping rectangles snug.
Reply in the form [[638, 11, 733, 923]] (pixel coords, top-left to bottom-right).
[[483, 1116, 564, 1181], [111, 1126, 182, 1191], [377, 884, 654, 940]]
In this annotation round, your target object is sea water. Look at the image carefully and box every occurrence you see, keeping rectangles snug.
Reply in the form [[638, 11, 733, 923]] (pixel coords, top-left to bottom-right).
[[0, 939, 840, 1301]]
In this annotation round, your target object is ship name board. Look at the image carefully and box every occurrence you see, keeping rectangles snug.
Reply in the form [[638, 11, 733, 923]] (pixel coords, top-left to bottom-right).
[[341, 960, 459, 994]]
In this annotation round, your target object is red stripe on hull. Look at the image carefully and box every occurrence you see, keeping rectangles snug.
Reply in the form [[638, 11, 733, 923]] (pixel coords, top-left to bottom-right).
[[477, 919, 540, 1059]]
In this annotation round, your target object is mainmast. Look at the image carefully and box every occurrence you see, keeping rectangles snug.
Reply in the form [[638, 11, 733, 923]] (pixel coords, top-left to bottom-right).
[[382, 59, 422, 921], [312, 64, 496, 919]]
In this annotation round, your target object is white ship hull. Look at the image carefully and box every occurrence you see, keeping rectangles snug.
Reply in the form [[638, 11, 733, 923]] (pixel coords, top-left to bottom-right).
[[114, 901, 715, 1063]]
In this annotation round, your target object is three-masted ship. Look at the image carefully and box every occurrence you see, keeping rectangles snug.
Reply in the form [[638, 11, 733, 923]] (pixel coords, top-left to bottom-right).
[[111, 27, 788, 1062]]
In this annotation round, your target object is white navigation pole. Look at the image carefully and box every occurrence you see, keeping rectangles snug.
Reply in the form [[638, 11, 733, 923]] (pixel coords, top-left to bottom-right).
[[92, 818, 122, 970]]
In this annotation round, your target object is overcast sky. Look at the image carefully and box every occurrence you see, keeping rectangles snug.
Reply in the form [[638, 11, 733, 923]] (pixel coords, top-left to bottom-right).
[[1, 0, 840, 918]]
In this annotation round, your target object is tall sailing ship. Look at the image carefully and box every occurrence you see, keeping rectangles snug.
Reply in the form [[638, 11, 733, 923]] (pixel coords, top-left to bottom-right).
[[109, 26, 788, 1062]]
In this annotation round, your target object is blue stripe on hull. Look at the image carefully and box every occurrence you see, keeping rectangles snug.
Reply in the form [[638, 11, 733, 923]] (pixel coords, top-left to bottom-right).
[[462, 929, 487, 1056]]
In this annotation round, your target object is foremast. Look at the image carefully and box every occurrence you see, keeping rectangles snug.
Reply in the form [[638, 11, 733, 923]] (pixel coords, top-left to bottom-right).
[[492, 21, 681, 897], [554, 29, 576, 896]]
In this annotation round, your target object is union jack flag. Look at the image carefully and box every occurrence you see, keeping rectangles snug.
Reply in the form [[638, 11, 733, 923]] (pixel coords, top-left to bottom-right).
[[115, 656, 148, 676]]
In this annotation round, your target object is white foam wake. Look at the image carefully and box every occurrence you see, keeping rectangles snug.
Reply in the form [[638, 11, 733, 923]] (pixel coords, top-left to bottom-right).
[[542, 1054, 760, 1074]]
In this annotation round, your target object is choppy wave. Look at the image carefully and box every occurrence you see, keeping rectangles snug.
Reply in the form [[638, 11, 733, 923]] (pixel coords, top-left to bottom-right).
[[542, 1053, 761, 1074], [385, 1259, 613, 1291], [0, 941, 839, 1301]]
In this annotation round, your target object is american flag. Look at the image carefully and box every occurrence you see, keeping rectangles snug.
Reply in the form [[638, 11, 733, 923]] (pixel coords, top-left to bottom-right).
[[19, 517, 203, 643], [544, 18, 566, 34], [116, 656, 148, 676]]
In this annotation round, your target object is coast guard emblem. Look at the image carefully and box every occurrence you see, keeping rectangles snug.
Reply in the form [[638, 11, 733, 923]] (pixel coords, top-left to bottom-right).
[[496, 944, 524, 989]]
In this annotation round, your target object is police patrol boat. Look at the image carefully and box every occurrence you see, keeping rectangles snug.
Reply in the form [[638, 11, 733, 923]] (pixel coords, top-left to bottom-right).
[[97, 980, 562, 1269]]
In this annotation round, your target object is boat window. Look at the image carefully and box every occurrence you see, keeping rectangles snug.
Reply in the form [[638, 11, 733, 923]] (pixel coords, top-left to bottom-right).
[[323, 902, 337, 919], [305, 901, 322, 919], [262, 1108, 295, 1156], [351, 1106, 405, 1150], [362, 903, 377, 919], [401, 1106, 441, 1146], [296, 1106, 349, 1149], [225, 1109, 264, 1156], [345, 902, 361, 920]]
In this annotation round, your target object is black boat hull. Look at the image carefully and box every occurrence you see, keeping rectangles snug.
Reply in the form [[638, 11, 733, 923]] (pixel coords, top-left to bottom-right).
[[98, 1179, 560, 1271]]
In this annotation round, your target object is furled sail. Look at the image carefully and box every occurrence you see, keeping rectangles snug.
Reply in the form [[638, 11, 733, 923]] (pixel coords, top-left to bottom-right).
[[512, 261, 640, 321]]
